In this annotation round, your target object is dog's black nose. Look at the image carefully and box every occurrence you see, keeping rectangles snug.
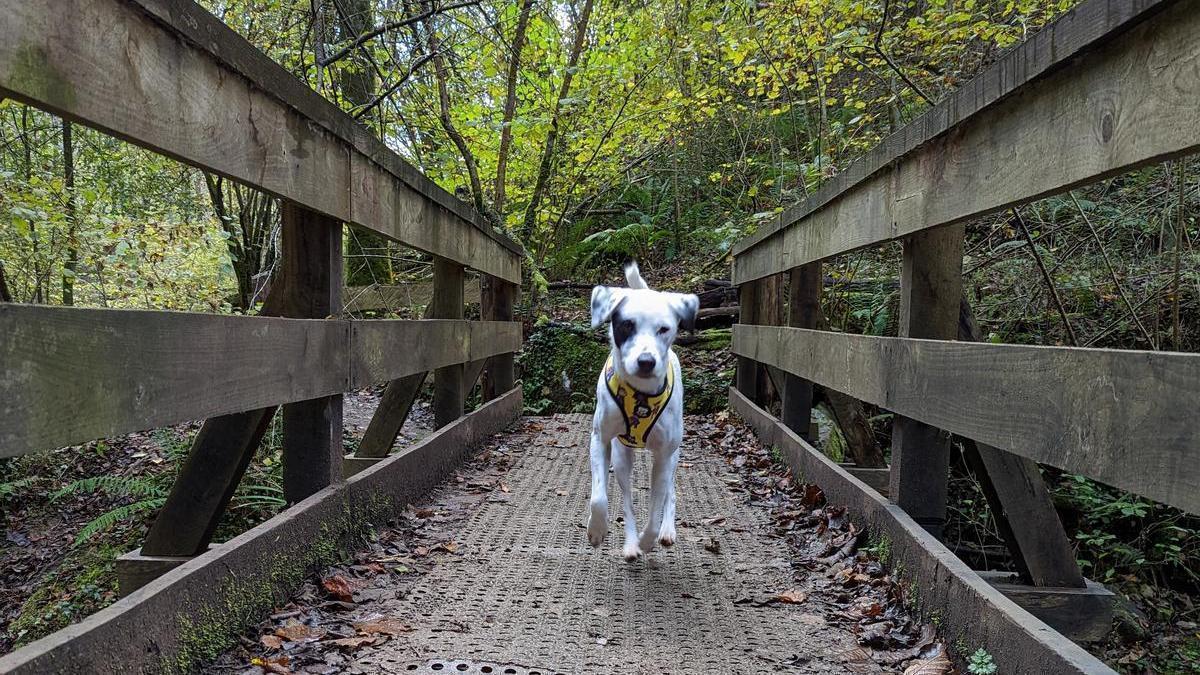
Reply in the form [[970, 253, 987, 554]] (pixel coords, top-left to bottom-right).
[[636, 354, 657, 374]]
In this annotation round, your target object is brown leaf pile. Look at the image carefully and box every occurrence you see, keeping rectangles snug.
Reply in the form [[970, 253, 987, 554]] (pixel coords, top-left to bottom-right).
[[701, 413, 955, 673]]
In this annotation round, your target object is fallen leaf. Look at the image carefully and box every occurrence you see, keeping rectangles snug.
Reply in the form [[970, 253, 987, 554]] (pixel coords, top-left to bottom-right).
[[321, 575, 354, 602], [903, 648, 951, 675], [251, 655, 292, 674], [328, 635, 377, 650], [260, 634, 284, 650], [275, 620, 327, 643], [413, 546, 430, 557], [354, 618, 413, 636], [414, 508, 436, 518], [773, 589, 808, 604]]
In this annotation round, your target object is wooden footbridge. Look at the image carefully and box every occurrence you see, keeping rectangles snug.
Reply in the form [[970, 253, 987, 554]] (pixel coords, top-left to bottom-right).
[[0, 1, 1197, 673]]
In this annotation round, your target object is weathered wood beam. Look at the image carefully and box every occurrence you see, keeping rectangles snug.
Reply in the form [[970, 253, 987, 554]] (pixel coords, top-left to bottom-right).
[[280, 204, 344, 503], [0, 308, 520, 458], [781, 263, 820, 440], [888, 225, 963, 537], [349, 320, 520, 387], [432, 258, 465, 428], [481, 277, 518, 401], [0, 0, 521, 282], [731, 325, 1200, 514], [974, 571, 1114, 644], [140, 408, 275, 557], [732, 0, 1193, 282], [0, 305, 344, 458], [957, 297, 1086, 588], [734, 280, 760, 402]]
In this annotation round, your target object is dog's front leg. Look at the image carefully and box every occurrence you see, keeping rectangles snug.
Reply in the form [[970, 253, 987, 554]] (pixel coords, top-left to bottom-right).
[[658, 447, 680, 547], [586, 427, 613, 547], [611, 442, 641, 560], [638, 445, 680, 553]]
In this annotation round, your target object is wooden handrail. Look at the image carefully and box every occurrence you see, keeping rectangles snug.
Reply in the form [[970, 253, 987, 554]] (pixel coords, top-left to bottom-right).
[[0, 305, 521, 458], [733, 324, 1200, 514], [0, 0, 522, 282], [731, 0, 1185, 283]]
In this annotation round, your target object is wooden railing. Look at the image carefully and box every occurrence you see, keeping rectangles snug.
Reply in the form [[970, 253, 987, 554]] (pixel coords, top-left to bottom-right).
[[729, 1, 1197, 672], [0, 0, 524, 590]]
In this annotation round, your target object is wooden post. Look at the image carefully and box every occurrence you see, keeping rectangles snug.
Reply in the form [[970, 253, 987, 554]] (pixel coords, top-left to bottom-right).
[[482, 276, 517, 400], [280, 203, 344, 502], [782, 263, 820, 440], [735, 280, 760, 402], [432, 257, 465, 428], [888, 224, 964, 537], [756, 274, 783, 404]]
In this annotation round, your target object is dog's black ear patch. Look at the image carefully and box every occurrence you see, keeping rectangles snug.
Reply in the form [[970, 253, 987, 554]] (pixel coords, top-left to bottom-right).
[[611, 305, 635, 347]]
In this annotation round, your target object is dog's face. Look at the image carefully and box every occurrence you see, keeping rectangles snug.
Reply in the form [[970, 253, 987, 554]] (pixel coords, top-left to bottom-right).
[[591, 286, 699, 382]]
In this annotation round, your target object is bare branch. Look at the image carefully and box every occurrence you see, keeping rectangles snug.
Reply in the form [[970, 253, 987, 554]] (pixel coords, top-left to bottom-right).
[[319, 0, 483, 67]]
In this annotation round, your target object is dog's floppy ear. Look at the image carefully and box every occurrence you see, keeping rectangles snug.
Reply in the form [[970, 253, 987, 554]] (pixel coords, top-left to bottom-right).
[[667, 292, 700, 331], [590, 286, 627, 329]]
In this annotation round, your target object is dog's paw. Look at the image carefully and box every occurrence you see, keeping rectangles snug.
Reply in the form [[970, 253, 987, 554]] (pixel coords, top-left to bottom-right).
[[658, 523, 677, 547], [586, 499, 608, 547], [638, 530, 658, 555], [622, 539, 643, 561]]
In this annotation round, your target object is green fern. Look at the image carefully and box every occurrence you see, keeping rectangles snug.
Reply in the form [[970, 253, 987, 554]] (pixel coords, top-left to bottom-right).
[[51, 474, 169, 546], [0, 476, 38, 500], [50, 475, 166, 502], [72, 498, 166, 546]]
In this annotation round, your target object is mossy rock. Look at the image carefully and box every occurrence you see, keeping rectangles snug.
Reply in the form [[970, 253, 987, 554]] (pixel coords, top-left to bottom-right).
[[519, 323, 610, 414], [519, 322, 732, 416]]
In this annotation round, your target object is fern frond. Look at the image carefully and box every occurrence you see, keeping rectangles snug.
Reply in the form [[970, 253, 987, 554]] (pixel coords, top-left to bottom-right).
[[51, 475, 167, 502], [0, 477, 38, 498], [73, 498, 166, 546]]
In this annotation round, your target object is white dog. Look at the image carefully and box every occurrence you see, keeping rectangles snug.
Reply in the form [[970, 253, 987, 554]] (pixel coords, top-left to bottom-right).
[[587, 262, 699, 560]]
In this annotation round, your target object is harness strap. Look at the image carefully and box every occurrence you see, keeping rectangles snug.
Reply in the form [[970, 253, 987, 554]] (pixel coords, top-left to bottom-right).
[[604, 354, 673, 448]]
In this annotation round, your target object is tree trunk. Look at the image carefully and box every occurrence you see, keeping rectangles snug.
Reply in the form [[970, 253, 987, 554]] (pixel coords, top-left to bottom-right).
[[425, 8, 487, 217], [0, 261, 12, 302], [335, 0, 392, 288], [61, 118, 77, 306], [492, 0, 534, 221], [518, 0, 595, 243]]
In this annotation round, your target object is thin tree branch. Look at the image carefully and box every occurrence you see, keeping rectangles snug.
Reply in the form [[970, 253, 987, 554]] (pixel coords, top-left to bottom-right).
[[353, 52, 437, 119], [1069, 191, 1156, 348], [319, 0, 483, 67], [1172, 159, 1186, 349], [873, 0, 934, 106], [1014, 209, 1078, 346]]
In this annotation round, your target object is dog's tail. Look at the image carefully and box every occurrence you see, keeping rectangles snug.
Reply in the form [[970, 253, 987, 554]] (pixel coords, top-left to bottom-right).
[[623, 260, 649, 290]]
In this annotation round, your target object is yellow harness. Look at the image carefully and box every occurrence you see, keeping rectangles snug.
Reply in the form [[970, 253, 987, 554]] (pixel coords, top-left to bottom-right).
[[604, 354, 674, 448]]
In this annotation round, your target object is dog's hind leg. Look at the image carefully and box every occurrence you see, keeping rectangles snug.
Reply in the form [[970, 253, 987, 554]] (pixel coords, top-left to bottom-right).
[[586, 428, 612, 548], [639, 446, 680, 553], [611, 441, 641, 560]]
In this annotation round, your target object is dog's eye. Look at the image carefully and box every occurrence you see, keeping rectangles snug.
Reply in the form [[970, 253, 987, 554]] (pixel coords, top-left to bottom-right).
[[620, 320, 634, 332], [657, 326, 670, 335]]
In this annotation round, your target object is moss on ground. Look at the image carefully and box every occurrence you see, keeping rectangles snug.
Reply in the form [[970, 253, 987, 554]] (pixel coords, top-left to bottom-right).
[[518, 322, 731, 415]]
